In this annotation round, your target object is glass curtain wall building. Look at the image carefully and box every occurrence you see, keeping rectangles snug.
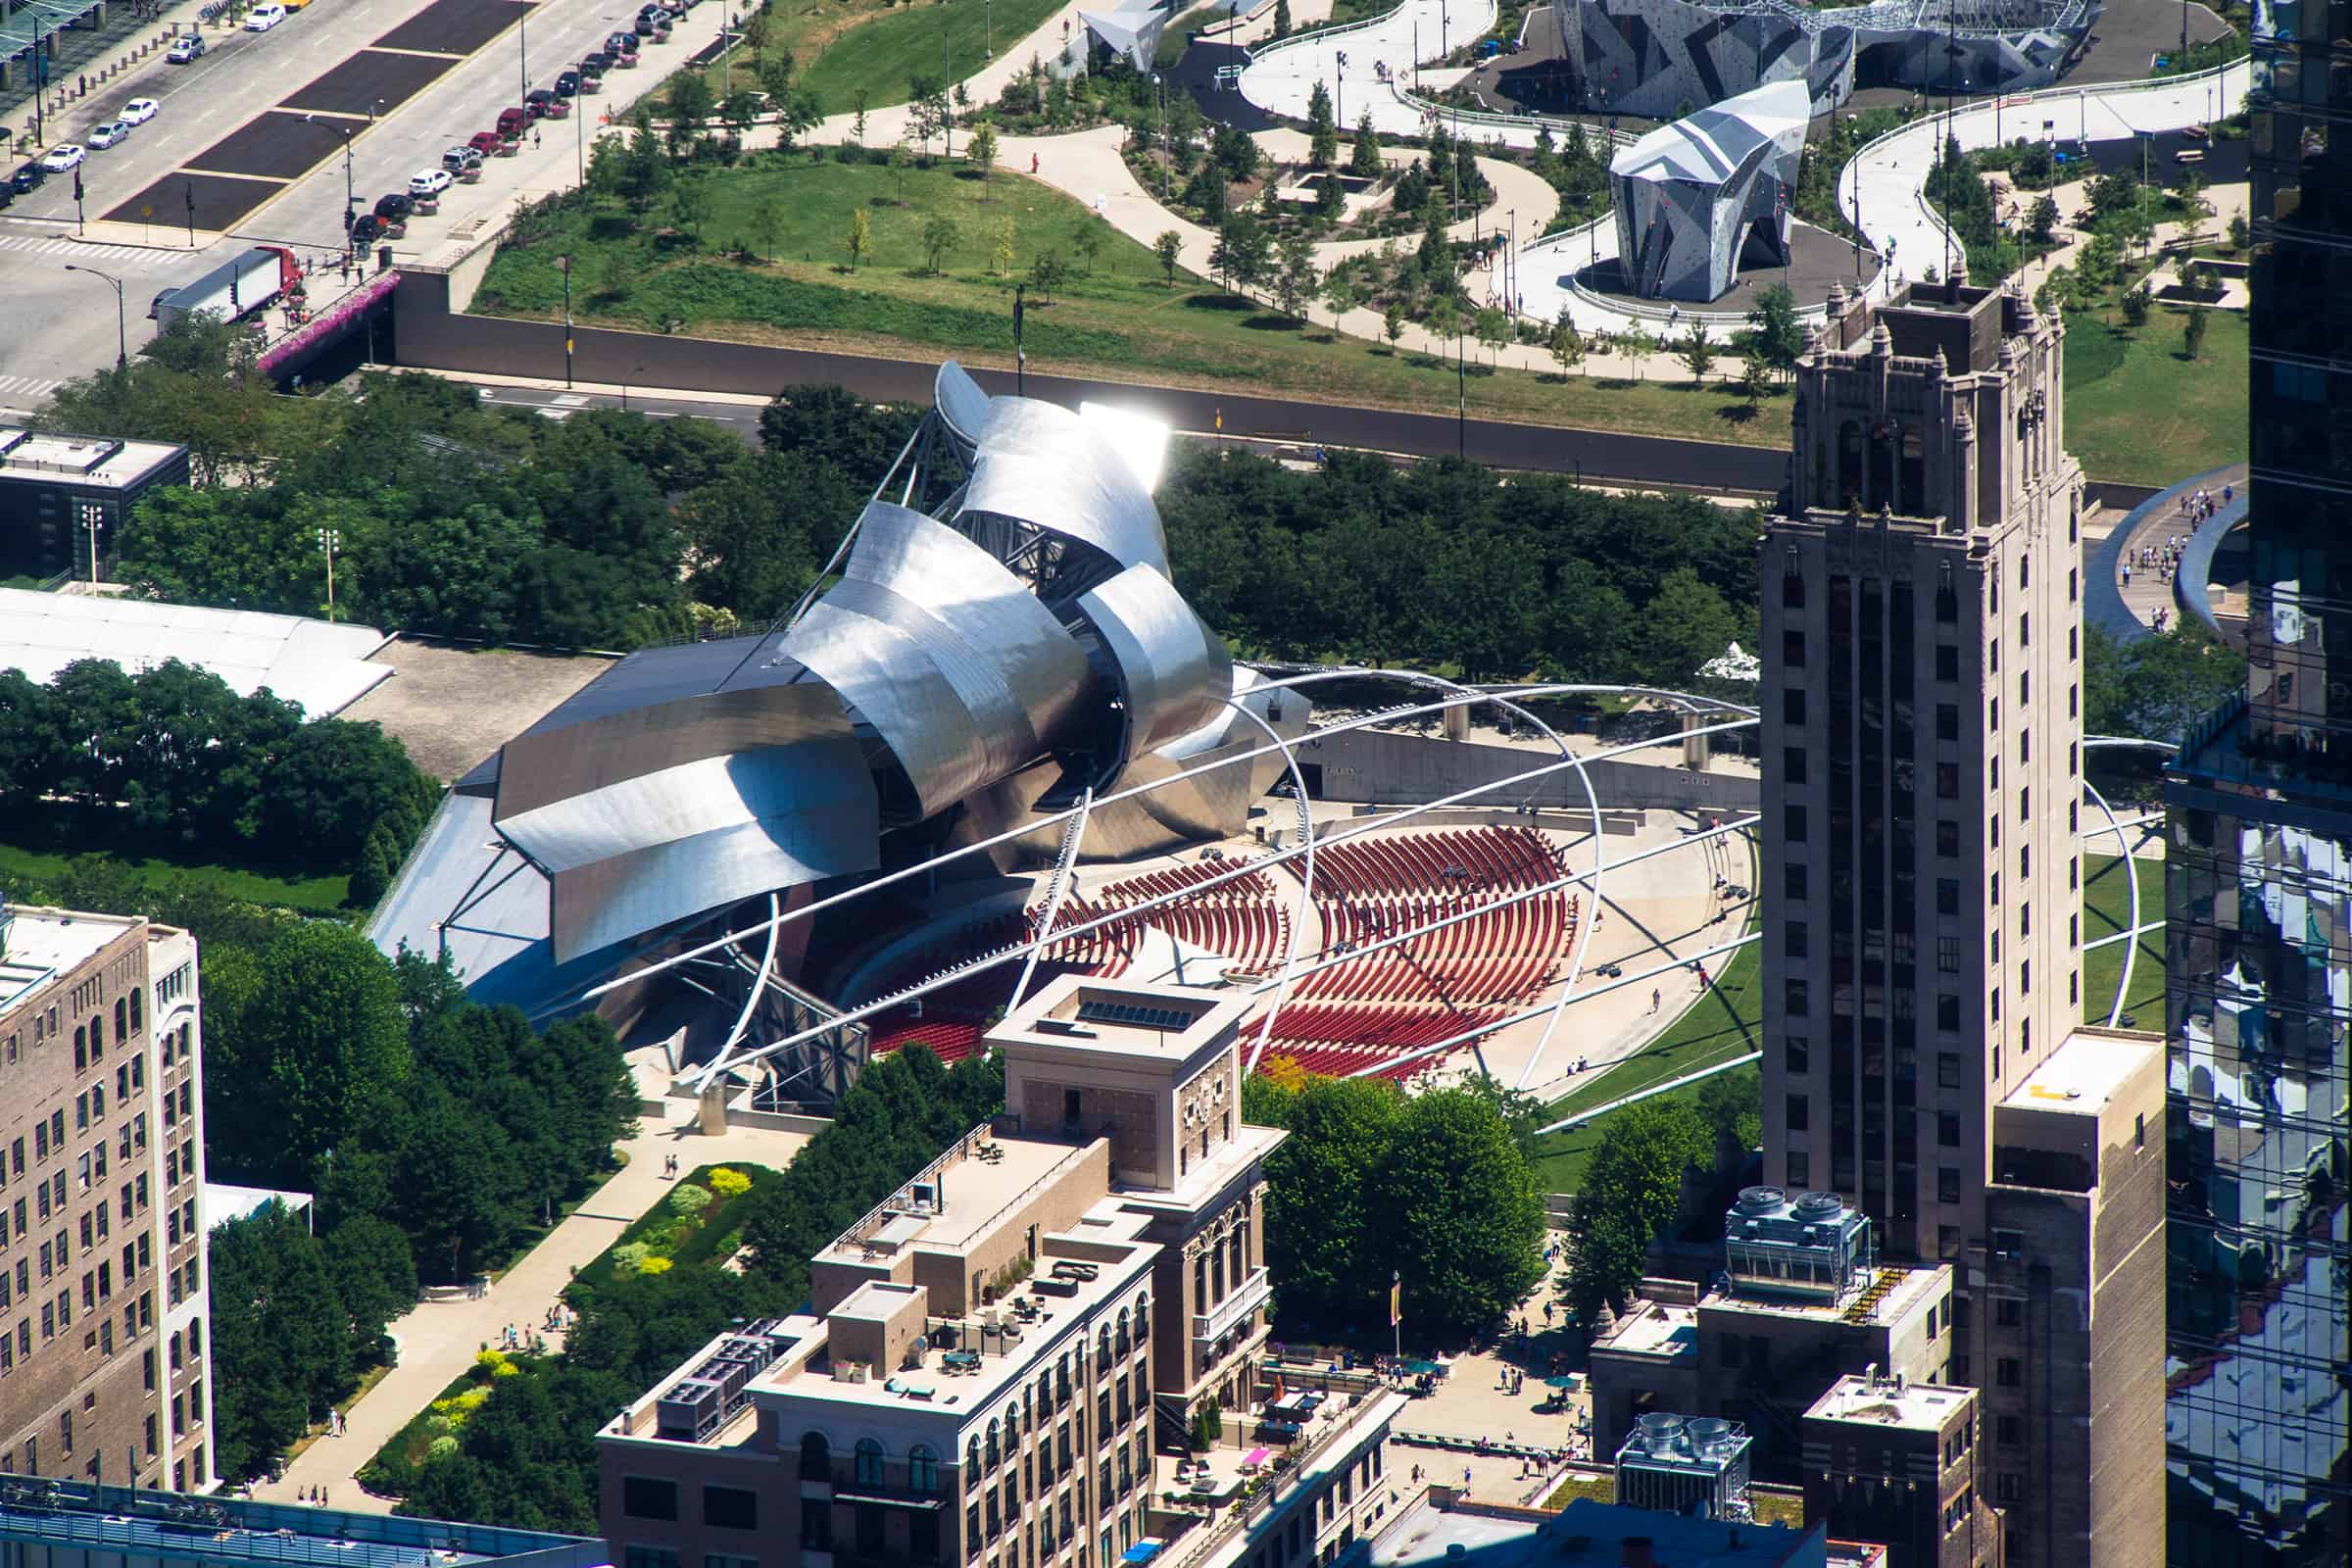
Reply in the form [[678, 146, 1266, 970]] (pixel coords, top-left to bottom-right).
[[2162, 7, 2352, 1564]]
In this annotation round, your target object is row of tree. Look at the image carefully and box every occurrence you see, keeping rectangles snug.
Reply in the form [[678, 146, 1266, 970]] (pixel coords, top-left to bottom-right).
[[383, 1045, 1004, 1531], [0, 659, 437, 898]]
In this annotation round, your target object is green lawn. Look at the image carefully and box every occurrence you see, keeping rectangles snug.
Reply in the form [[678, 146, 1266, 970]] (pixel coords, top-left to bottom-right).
[[0, 808, 350, 912], [2063, 302, 2247, 487], [2082, 851, 2165, 1029], [799, 0, 1071, 113], [479, 158, 1792, 446], [1528, 927, 1764, 1195]]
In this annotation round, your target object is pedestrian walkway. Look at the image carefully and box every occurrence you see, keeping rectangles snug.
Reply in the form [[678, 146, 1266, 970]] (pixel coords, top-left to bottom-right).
[[249, 1112, 814, 1514], [2085, 462, 2246, 645]]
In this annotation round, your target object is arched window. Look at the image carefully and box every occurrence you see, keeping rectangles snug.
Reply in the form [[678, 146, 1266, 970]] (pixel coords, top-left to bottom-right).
[[74, 1024, 86, 1070], [800, 1432, 831, 1481], [1136, 1294, 1150, 1338], [1838, 419, 1864, 507], [1115, 1308, 1129, 1356], [986, 1419, 1000, 1468], [855, 1439, 885, 1488], [129, 989, 143, 1033], [909, 1445, 940, 1494], [1098, 1325, 1111, 1362], [113, 998, 126, 1051], [967, 1438, 981, 1476], [1898, 426, 1926, 516]]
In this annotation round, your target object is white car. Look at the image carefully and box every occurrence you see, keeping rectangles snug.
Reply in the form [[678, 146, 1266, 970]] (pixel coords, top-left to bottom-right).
[[120, 98, 160, 126], [40, 144, 84, 172], [407, 167, 453, 199], [87, 122, 130, 150], [245, 4, 287, 30]]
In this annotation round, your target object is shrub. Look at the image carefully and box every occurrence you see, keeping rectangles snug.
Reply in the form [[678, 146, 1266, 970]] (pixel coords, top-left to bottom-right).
[[638, 1255, 675, 1276], [611, 1242, 653, 1273], [428, 1436, 461, 1462], [709, 1167, 752, 1200], [669, 1184, 713, 1216]]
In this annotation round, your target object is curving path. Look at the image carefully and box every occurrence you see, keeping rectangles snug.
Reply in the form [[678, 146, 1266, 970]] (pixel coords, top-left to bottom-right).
[[1842, 61, 2251, 288]]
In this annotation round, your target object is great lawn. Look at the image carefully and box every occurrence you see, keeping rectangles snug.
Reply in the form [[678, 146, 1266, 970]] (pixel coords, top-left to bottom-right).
[[2063, 300, 2248, 487], [475, 156, 1796, 447], [708, 0, 1071, 110]]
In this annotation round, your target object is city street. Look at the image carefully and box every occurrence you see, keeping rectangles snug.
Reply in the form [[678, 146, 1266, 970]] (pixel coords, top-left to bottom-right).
[[0, 0, 727, 412]]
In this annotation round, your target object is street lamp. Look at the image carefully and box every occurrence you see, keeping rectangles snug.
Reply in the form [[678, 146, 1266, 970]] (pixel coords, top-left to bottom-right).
[[65, 265, 126, 370], [1391, 1269, 1402, 1364], [558, 254, 574, 388], [1335, 50, 1347, 134], [316, 527, 342, 621], [985, 0, 992, 59], [519, 6, 529, 103], [1154, 74, 1169, 200]]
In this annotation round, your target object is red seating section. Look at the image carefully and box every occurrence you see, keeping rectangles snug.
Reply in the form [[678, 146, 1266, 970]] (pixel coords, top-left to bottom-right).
[[1250, 826, 1577, 1082], [860, 828, 1575, 1083]]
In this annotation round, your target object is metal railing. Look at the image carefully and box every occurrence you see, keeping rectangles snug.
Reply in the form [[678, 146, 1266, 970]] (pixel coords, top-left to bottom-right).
[[1390, 80, 1637, 149], [1162, 1396, 1400, 1568], [1242, 0, 1432, 63]]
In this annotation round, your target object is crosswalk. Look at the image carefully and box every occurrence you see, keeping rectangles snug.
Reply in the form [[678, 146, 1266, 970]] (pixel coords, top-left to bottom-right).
[[535, 394, 591, 420], [0, 233, 181, 271], [0, 374, 64, 404]]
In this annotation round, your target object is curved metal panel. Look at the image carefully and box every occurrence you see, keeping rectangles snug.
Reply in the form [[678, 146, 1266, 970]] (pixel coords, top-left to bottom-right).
[[935, 361, 992, 457], [778, 597, 993, 819], [839, 501, 1094, 759], [1076, 564, 1233, 763], [958, 397, 1170, 574]]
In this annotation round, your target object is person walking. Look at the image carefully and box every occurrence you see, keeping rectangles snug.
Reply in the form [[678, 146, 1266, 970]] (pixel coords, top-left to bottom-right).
[[1649, 987, 1661, 1013]]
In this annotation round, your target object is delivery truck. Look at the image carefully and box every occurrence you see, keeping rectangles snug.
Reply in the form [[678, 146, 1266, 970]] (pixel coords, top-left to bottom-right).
[[148, 245, 299, 328]]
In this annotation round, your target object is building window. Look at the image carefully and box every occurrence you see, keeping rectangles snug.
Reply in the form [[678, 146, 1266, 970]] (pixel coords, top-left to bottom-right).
[[1784, 630, 1805, 667], [1996, 1358, 2021, 1388], [1936, 703, 1960, 741], [856, 1439, 885, 1488], [1784, 747, 1808, 784], [1936, 643, 1959, 679], [1936, 764, 1959, 800], [802, 1432, 832, 1481], [1786, 1037, 1809, 1075], [1785, 1096, 1810, 1132], [1785, 862, 1807, 901], [704, 1486, 758, 1531], [1937, 1167, 1962, 1204], [1996, 1298, 2023, 1328], [620, 1477, 678, 1522], [1784, 922, 1808, 959], [1784, 805, 1807, 843], [1785, 980, 1809, 1017], [1936, 938, 1961, 974], [622, 1549, 679, 1568], [1784, 689, 1805, 725], [1937, 1113, 1961, 1148]]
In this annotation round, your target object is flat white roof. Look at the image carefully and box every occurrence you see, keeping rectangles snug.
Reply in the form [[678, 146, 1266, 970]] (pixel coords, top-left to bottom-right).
[[1807, 1374, 1973, 1431], [0, 588, 395, 718], [2004, 1028, 2156, 1118], [0, 428, 183, 490], [0, 906, 138, 1016]]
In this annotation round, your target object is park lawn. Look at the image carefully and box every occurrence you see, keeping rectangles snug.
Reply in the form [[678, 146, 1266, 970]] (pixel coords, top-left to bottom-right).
[[0, 813, 350, 912], [1527, 925, 1764, 1196], [2082, 851, 2165, 1028], [799, 0, 1071, 112], [477, 160, 1793, 447], [2063, 302, 2247, 487]]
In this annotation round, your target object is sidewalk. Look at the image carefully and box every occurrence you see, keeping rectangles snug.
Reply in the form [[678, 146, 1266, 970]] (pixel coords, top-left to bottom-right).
[[249, 1111, 814, 1513]]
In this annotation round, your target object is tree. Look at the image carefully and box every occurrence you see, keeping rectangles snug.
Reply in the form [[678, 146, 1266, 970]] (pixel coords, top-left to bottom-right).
[[672, 451, 847, 617], [205, 921, 412, 1183], [2082, 620, 2246, 745], [1321, 269, 1358, 329], [1676, 321, 1716, 385], [967, 122, 1000, 185], [1274, 0, 1291, 37], [1547, 313, 1585, 378], [2121, 284, 2152, 327], [2028, 193, 2061, 246], [852, 87, 870, 147], [2228, 213, 2250, 253], [1348, 113, 1383, 180], [1209, 214, 1271, 293], [1564, 1099, 1711, 1321], [662, 72, 717, 162], [910, 84, 953, 156], [844, 206, 870, 271], [1744, 282, 1803, 380], [1383, 301, 1404, 352], [1072, 218, 1107, 276], [993, 214, 1017, 275], [921, 216, 960, 275], [211, 1201, 357, 1482], [617, 111, 672, 213], [756, 49, 797, 117], [1273, 234, 1317, 321], [748, 202, 784, 262], [1028, 250, 1070, 302], [1370, 1088, 1546, 1331], [1154, 229, 1184, 287], [1306, 79, 1339, 171], [1741, 342, 1772, 408], [2183, 301, 2210, 360], [1424, 294, 1459, 344], [1643, 567, 1743, 686], [1253, 1077, 1401, 1325], [885, 139, 911, 205], [668, 176, 710, 238], [1474, 305, 1509, 367]]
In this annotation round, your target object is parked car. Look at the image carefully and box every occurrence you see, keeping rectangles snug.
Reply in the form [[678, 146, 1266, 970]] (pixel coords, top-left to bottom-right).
[[372, 192, 413, 235], [604, 32, 641, 63], [467, 129, 504, 158], [409, 168, 453, 199], [632, 12, 670, 39], [553, 71, 581, 98], [244, 4, 288, 31], [350, 212, 381, 247], [166, 34, 205, 64], [0, 184, 12, 212], [40, 144, 84, 172], [86, 122, 130, 150], [578, 54, 610, 84], [10, 163, 46, 193], [495, 105, 530, 141], [120, 98, 160, 125], [525, 88, 569, 119], [441, 144, 484, 174]]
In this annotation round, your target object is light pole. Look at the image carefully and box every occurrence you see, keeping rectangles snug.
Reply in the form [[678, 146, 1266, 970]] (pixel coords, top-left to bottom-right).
[[1391, 1269, 1402, 1365], [1155, 74, 1169, 199], [576, 90, 586, 184], [78, 504, 103, 587], [341, 127, 356, 250], [316, 527, 342, 620], [985, 0, 992, 59], [558, 254, 574, 388], [65, 265, 126, 369], [519, 7, 529, 103], [1335, 50, 1347, 135]]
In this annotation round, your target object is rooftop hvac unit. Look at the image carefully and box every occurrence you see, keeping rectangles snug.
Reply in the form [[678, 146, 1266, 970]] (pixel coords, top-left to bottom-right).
[[656, 1377, 727, 1443]]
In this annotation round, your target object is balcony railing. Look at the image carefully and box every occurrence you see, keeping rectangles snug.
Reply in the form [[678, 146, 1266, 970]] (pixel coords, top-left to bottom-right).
[[1194, 1267, 1271, 1345]]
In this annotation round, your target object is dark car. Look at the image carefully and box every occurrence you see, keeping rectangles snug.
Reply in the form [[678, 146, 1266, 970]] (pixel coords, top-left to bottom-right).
[[525, 88, 569, 119], [9, 163, 44, 194], [0, 184, 11, 212], [554, 71, 581, 97], [579, 53, 610, 77], [349, 213, 381, 247], [605, 31, 640, 59], [373, 192, 414, 222]]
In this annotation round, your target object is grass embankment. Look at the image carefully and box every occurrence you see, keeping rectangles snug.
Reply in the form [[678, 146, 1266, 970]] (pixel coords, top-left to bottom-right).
[[1528, 925, 1764, 1195], [798, 0, 1071, 112], [477, 159, 1790, 445], [2064, 303, 2247, 487], [2082, 850, 2164, 1028], [0, 806, 350, 912]]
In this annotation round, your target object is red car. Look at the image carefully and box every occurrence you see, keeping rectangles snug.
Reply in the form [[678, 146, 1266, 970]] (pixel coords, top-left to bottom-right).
[[467, 130, 503, 158]]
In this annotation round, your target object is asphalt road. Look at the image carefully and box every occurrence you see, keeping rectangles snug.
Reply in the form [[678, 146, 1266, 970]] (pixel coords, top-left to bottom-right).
[[0, 0, 713, 412]]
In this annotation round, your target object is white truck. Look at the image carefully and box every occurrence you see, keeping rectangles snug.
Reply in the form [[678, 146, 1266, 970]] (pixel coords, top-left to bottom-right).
[[148, 245, 298, 329]]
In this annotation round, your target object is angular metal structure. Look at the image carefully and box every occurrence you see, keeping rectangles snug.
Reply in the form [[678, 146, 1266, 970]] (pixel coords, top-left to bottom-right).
[[1557, 0, 2095, 120], [1610, 79, 1809, 302]]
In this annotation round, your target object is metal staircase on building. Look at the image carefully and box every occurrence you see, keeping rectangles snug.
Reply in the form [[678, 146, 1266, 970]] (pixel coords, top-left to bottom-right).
[[1840, 1265, 1910, 1323]]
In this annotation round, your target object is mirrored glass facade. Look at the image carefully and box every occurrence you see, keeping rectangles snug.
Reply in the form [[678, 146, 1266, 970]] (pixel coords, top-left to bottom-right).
[[2165, 13, 2352, 1557]]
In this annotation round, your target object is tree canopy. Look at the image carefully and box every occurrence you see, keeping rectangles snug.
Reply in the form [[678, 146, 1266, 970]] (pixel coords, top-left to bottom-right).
[[1562, 1099, 1713, 1322], [2083, 620, 2246, 745]]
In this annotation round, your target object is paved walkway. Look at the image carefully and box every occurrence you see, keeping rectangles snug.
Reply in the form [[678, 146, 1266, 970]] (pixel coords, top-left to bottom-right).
[[249, 1112, 814, 1513], [2085, 461, 2247, 645]]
